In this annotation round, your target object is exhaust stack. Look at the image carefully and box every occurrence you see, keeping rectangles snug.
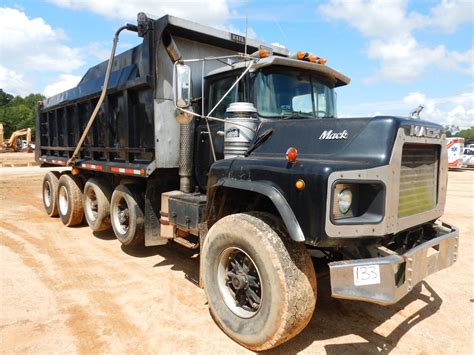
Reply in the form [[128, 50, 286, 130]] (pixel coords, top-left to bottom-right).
[[163, 30, 182, 63]]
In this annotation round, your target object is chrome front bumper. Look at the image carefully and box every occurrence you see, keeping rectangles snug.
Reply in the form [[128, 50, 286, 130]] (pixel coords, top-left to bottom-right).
[[329, 222, 459, 305]]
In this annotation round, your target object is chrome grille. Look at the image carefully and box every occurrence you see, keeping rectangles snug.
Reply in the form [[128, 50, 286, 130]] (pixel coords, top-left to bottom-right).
[[398, 144, 439, 218]]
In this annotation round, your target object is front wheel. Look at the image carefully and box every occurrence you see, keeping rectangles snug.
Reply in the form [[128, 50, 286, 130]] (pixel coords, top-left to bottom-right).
[[202, 212, 317, 351]]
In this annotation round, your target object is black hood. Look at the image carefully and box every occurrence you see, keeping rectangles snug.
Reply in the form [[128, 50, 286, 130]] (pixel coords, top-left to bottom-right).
[[251, 116, 442, 167]]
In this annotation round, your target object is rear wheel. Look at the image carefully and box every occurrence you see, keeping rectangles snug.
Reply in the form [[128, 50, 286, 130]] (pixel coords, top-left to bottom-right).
[[83, 177, 113, 231], [110, 184, 144, 246], [42, 171, 60, 217], [202, 212, 317, 351], [57, 174, 84, 226]]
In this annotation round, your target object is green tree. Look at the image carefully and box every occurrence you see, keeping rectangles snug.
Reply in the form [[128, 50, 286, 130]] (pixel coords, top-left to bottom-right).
[[458, 127, 474, 141], [443, 124, 460, 137], [0, 89, 45, 138], [0, 89, 14, 106]]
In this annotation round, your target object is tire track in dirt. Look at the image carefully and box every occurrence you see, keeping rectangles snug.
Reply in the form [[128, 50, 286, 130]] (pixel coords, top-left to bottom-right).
[[0, 230, 106, 353], [0, 220, 151, 353]]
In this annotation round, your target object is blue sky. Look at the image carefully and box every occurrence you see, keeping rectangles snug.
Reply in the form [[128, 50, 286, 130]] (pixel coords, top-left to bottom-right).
[[0, 0, 473, 128]]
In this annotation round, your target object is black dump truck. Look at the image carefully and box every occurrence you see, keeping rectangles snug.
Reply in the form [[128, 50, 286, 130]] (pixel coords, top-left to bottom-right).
[[37, 13, 459, 350]]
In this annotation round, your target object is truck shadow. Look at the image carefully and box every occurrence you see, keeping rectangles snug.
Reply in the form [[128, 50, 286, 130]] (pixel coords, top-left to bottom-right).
[[92, 230, 116, 240], [121, 242, 201, 285], [96, 236, 443, 353], [90, 231, 201, 284], [268, 278, 442, 354]]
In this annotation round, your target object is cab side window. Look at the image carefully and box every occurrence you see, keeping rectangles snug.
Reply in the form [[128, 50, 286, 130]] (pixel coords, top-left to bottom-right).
[[208, 74, 246, 118]]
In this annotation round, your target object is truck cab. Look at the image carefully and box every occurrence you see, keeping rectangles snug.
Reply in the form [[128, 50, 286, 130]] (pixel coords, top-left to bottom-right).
[[195, 56, 345, 188]]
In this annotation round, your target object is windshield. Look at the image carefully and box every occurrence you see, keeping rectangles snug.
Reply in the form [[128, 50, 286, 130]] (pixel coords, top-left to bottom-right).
[[256, 67, 336, 118]]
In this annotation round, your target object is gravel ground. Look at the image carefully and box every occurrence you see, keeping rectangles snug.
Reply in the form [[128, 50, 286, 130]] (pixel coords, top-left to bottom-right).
[[0, 167, 472, 354]]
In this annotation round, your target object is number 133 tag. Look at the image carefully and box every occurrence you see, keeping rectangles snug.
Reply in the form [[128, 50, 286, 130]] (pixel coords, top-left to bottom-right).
[[353, 265, 381, 286]]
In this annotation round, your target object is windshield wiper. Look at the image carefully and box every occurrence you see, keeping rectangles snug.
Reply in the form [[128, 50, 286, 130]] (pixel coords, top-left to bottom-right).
[[244, 129, 273, 157], [281, 112, 314, 119]]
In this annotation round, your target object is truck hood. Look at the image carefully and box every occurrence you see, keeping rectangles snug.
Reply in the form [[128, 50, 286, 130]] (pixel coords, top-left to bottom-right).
[[250, 116, 443, 167]]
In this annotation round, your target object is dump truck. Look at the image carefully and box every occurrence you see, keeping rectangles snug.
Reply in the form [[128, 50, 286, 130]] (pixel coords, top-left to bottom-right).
[[37, 13, 459, 351]]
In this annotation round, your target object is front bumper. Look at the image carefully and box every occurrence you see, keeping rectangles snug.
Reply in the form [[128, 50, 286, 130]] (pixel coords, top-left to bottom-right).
[[328, 222, 459, 305]]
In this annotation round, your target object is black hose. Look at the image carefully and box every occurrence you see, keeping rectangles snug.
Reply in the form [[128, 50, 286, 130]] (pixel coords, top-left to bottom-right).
[[67, 24, 137, 166]]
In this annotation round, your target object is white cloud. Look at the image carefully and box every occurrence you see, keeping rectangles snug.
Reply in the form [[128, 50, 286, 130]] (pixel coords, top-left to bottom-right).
[[320, 0, 473, 38], [319, 0, 474, 83], [319, 0, 424, 38], [86, 41, 113, 62], [366, 37, 446, 83], [43, 74, 81, 97], [340, 91, 474, 128], [402, 91, 474, 128], [0, 8, 84, 73], [428, 0, 474, 33], [47, 0, 230, 27], [0, 66, 32, 96]]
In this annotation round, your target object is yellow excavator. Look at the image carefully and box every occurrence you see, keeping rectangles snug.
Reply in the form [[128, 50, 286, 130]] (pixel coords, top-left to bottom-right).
[[0, 124, 33, 152]]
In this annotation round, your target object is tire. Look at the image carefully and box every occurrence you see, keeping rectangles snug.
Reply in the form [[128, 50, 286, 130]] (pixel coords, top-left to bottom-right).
[[57, 174, 84, 226], [83, 178, 113, 232], [202, 212, 317, 351], [110, 184, 144, 246], [42, 171, 60, 217]]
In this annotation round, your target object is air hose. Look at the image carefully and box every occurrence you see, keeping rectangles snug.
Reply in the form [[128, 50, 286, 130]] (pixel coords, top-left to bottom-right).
[[67, 24, 138, 166]]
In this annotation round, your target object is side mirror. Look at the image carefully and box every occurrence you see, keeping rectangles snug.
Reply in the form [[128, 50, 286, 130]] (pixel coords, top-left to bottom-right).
[[174, 64, 192, 108]]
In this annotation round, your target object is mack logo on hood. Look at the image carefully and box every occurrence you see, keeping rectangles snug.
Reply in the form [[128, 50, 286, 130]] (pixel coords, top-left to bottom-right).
[[319, 130, 348, 140]]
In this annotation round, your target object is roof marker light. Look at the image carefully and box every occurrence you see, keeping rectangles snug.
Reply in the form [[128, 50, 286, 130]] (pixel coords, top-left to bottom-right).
[[290, 51, 327, 65], [259, 49, 269, 58]]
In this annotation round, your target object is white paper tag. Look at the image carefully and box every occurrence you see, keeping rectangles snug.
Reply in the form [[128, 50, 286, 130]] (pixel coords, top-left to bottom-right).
[[353, 265, 381, 286]]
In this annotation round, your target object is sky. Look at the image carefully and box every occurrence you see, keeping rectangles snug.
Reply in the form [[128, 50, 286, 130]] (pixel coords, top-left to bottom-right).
[[0, 0, 473, 128]]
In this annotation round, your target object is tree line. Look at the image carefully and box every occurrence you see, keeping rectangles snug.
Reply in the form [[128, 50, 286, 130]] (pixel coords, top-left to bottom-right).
[[0, 89, 44, 139], [443, 125, 474, 141]]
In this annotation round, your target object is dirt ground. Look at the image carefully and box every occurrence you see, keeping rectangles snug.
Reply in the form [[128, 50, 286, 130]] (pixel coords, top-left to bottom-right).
[[0, 167, 472, 354], [0, 152, 36, 167]]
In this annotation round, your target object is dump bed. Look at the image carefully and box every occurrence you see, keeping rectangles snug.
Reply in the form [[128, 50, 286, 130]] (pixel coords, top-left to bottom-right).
[[36, 14, 288, 177], [37, 42, 154, 175]]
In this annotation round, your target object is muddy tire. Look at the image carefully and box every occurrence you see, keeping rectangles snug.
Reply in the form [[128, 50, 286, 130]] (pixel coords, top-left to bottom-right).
[[83, 178, 113, 232], [57, 174, 84, 226], [110, 184, 144, 246], [202, 212, 317, 351], [42, 171, 60, 217]]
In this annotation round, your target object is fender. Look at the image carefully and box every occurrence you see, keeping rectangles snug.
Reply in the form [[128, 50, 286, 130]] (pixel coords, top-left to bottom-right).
[[210, 177, 306, 242]]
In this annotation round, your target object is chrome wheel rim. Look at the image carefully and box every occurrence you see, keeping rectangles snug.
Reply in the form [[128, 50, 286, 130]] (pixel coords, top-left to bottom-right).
[[85, 187, 98, 222], [58, 185, 69, 216], [43, 181, 52, 208], [113, 196, 129, 235], [217, 247, 263, 318]]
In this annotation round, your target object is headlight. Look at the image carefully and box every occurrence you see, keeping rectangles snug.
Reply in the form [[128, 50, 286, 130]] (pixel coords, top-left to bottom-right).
[[331, 182, 385, 224], [338, 188, 352, 214], [332, 183, 357, 220]]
